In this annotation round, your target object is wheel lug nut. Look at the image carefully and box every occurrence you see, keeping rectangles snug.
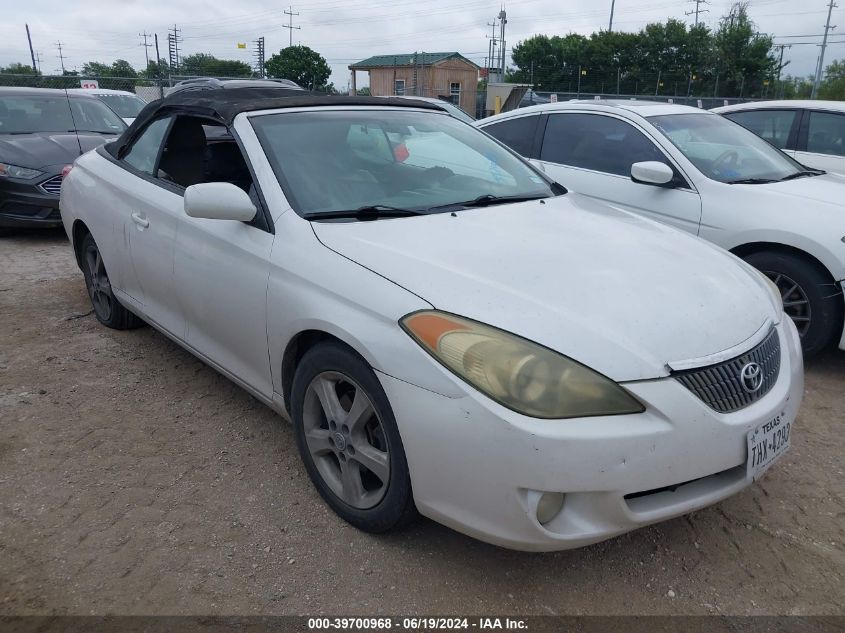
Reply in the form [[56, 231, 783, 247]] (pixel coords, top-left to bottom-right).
[[341, 424, 349, 435]]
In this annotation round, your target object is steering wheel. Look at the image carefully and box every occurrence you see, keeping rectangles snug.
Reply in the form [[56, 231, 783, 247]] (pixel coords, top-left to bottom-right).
[[712, 149, 739, 175]]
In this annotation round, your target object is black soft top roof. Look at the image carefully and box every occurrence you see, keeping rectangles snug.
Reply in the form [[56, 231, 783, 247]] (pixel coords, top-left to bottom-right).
[[109, 87, 446, 157]]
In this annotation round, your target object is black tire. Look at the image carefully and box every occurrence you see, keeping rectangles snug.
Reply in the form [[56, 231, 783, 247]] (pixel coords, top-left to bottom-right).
[[743, 251, 842, 357], [291, 341, 418, 533], [79, 232, 144, 330]]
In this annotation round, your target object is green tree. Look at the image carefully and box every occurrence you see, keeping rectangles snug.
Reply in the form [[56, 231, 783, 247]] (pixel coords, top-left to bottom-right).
[[0, 62, 39, 75], [179, 53, 252, 78], [265, 45, 331, 89], [356, 86, 371, 96], [82, 59, 137, 78], [819, 59, 845, 100], [713, 2, 776, 96]]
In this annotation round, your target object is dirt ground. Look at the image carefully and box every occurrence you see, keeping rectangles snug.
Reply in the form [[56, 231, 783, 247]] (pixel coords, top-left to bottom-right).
[[0, 229, 843, 617]]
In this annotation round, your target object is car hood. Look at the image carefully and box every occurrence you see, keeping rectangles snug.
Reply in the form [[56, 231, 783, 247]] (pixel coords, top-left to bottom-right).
[[312, 194, 780, 382], [0, 132, 115, 170], [749, 172, 845, 207]]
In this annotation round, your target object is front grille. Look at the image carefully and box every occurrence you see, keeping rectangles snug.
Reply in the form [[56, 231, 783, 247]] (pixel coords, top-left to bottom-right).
[[39, 175, 63, 196], [674, 328, 780, 413]]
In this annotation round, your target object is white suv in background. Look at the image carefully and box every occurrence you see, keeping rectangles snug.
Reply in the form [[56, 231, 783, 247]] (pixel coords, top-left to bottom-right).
[[713, 100, 845, 175], [477, 101, 845, 356]]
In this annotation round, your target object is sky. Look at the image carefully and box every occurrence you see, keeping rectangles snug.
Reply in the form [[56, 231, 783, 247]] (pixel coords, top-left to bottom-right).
[[1, 0, 841, 89]]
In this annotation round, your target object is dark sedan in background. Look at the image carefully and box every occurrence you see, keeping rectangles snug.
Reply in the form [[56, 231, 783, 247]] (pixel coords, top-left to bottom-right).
[[0, 87, 126, 231]]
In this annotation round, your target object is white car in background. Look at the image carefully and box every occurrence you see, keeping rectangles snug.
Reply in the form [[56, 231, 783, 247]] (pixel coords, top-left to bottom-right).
[[60, 89, 802, 551], [713, 100, 845, 175], [70, 88, 147, 125], [477, 101, 845, 356]]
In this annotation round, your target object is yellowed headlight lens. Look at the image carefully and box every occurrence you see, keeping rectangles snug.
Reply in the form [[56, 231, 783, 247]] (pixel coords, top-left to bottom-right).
[[401, 311, 644, 419]]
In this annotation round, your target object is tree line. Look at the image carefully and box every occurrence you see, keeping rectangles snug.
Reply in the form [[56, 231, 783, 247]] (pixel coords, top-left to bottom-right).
[[0, 45, 335, 92], [507, 2, 794, 98]]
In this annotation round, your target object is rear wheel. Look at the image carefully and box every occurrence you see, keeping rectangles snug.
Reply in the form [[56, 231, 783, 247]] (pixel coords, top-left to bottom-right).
[[291, 342, 417, 533], [743, 251, 841, 357], [80, 232, 144, 330]]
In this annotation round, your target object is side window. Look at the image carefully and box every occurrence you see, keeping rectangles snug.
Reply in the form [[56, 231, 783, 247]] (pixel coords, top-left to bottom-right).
[[394, 80, 405, 96], [122, 116, 171, 174], [541, 113, 670, 177], [806, 111, 845, 157], [482, 116, 539, 157], [724, 110, 796, 149]]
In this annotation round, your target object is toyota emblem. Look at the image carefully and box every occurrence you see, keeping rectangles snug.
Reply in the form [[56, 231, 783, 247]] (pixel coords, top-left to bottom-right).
[[740, 362, 763, 394]]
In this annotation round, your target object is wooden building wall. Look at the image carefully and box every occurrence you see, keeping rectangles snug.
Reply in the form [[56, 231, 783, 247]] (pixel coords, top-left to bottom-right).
[[363, 59, 477, 114]]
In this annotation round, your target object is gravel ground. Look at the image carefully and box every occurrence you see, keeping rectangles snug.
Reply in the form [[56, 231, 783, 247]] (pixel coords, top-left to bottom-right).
[[0, 229, 843, 616]]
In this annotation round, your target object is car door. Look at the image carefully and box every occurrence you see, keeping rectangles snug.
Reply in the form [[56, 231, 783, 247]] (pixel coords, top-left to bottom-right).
[[116, 114, 185, 337], [721, 108, 800, 158], [535, 112, 702, 235], [171, 118, 275, 399], [794, 109, 845, 174]]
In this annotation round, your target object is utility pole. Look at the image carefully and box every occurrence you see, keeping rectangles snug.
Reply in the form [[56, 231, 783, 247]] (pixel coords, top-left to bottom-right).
[[26, 24, 37, 73], [154, 33, 164, 95], [608, 0, 616, 31], [167, 25, 182, 78], [485, 19, 498, 81], [773, 43, 791, 97], [685, 0, 710, 26], [498, 8, 507, 80], [812, 0, 838, 99], [55, 41, 66, 74], [254, 36, 265, 77], [139, 32, 152, 68], [283, 6, 300, 48]]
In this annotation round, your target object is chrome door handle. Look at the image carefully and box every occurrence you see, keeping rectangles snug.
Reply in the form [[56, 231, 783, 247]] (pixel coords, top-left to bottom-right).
[[131, 212, 149, 228]]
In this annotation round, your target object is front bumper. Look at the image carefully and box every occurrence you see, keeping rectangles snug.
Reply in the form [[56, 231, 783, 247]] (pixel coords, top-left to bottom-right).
[[382, 319, 804, 551], [0, 176, 62, 228]]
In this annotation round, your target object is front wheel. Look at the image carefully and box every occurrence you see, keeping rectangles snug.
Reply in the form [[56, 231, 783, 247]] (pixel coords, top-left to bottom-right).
[[743, 251, 841, 357], [290, 342, 417, 533], [80, 232, 144, 330]]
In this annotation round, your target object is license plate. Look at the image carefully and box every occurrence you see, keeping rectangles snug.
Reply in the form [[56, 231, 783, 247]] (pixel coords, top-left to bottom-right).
[[747, 411, 792, 480]]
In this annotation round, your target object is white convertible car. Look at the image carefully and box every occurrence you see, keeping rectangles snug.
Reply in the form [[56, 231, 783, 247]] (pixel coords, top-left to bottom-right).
[[60, 89, 802, 551], [477, 101, 845, 357]]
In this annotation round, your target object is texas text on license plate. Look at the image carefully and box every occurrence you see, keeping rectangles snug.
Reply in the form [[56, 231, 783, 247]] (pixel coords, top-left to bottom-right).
[[747, 411, 792, 480]]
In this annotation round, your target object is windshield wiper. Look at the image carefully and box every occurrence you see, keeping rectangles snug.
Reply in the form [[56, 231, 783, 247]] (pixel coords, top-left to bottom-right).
[[302, 205, 426, 221], [428, 193, 550, 211], [778, 169, 825, 181], [726, 177, 779, 185]]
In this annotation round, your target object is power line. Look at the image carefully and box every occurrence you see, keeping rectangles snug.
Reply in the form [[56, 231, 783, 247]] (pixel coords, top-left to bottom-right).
[[812, 0, 838, 98], [283, 6, 300, 48]]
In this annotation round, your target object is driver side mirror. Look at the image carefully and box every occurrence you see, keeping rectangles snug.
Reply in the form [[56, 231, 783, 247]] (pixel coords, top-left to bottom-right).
[[184, 182, 256, 222], [631, 161, 675, 187]]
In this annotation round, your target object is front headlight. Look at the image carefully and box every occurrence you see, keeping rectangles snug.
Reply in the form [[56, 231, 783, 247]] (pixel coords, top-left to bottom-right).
[[400, 311, 644, 419], [0, 163, 43, 179]]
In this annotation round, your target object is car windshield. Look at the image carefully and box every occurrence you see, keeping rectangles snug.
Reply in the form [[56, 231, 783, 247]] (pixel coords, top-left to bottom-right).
[[250, 109, 555, 216], [96, 94, 146, 118], [0, 94, 126, 134], [649, 113, 805, 183]]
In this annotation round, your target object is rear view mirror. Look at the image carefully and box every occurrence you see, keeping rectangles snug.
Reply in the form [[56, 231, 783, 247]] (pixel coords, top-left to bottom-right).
[[184, 182, 256, 222], [631, 161, 674, 186]]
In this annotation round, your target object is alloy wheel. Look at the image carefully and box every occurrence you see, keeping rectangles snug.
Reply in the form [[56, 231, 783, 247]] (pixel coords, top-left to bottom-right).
[[301, 371, 390, 509], [84, 242, 113, 322], [764, 270, 811, 337]]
